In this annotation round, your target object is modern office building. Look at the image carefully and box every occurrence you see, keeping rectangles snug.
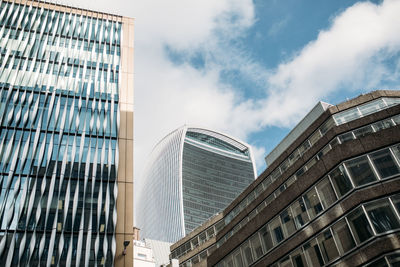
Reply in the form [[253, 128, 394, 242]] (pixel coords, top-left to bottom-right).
[[170, 90, 400, 267], [0, 0, 134, 266], [137, 126, 256, 243]]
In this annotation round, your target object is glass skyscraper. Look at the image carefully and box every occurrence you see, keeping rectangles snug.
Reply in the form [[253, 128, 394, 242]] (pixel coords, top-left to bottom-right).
[[137, 126, 256, 243], [0, 0, 134, 266]]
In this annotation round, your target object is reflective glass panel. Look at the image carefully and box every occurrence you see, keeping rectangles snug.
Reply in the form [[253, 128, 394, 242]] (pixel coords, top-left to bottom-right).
[[330, 165, 353, 197], [303, 239, 324, 267], [316, 177, 337, 209], [304, 188, 323, 219], [242, 241, 253, 266], [316, 229, 339, 263], [270, 217, 285, 244], [249, 233, 264, 260], [347, 207, 374, 244], [280, 208, 297, 237], [370, 149, 400, 179], [259, 225, 273, 252], [365, 198, 400, 233], [331, 219, 356, 255], [291, 198, 310, 229], [345, 156, 377, 186], [291, 248, 307, 267]]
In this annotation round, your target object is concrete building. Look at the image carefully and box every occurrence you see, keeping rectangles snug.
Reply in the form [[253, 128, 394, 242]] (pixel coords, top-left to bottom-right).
[[170, 90, 400, 267], [0, 0, 134, 266], [133, 240, 156, 267], [137, 126, 256, 243]]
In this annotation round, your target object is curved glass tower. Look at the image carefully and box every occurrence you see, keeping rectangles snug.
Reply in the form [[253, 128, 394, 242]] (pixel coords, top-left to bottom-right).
[[137, 126, 256, 243]]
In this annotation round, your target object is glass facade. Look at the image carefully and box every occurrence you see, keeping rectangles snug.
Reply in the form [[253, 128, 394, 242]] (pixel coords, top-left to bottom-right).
[[137, 127, 256, 243], [0, 1, 131, 266], [182, 134, 254, 233]]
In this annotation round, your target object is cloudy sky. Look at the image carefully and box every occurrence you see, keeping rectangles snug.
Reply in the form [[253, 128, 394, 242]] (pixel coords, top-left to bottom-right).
[[58, 0, 400, 188]]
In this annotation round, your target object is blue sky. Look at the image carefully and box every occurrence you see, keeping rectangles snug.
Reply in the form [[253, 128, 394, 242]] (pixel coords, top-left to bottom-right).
[[59, 0, 400, 177]]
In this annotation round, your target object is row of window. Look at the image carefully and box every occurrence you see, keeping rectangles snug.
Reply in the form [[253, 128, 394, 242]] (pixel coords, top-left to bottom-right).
[[0, 130, 117, 174], [1, 83, 120, 101], [223, 97, 400, 228], [271, 195, 400, 267], [365, 251, 400, 266], [171, 219, 224, 260], [217, 114, 400, 248], [1, 55, 119, 83], [0, 231, 115, 266], [216, 144, 400, 267], [172, 111, 400, 261], [0, 2, 122, 45], [0, 90, 119, 136]]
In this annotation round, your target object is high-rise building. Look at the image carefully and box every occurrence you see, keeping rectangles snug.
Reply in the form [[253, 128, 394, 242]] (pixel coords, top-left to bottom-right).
[[137, 126, 256, 243], [0, 0, 134, 266], [169, 90, 400, 267]]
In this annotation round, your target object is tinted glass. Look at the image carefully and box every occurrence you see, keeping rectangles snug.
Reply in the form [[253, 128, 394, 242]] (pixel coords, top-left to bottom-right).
[[304, 188, 323, 219], [280, 208, 297, 237], [317, 229, 339, 263], [365, 199, 400, 233], [270, 216, 285, 244], [370, 149, 400, 179], [291, 198, 310, 228], [346, 156, 377, 186], [291, 248, 307, 267], [303, 239, 324, 267], [331, 219, 356, 255], [259, 225, 273, 252], [347, 207, 374, 244], [330, 165, 353, 197], [316, 178, 337, 209]]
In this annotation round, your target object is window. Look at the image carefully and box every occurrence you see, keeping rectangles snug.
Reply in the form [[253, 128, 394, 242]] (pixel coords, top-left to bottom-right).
[[291, 248, 307, 267], [316, 178, 337, 209], [291, 198, 310, 229], [241, 241, 253, 266], [330, 165, 353, 197], [259, 225, 273, 252], [270, 217, 285, 244], [370, 149, 400, 179], [347, 207, 374, 244], [280, 208, 297, 237], [304, 188, 323, 219], [316, 229, 339, 263], [233, 249, 244, 267], [303, 239, 324, 267], [345, 156, 377, 186], [280, 256, 293, 267], [365, 199, 400, 233], [249, 233, 264, 260], [331, 219, 356, 255]]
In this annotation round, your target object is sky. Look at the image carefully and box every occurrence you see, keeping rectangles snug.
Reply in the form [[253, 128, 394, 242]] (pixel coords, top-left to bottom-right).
[[56, 0, 400, 196]]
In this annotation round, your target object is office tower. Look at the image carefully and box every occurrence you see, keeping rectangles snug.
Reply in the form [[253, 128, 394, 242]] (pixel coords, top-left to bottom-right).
[[0, 0, 134, 266], [137, 126, 256, 243], [170, 90, 400, 267]]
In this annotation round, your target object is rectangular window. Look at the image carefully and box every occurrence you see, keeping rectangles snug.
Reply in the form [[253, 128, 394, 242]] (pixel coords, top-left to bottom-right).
[[259, 225, 273, 252], [316, 229, 339, 263], [370, 149, 400, 179], [270, 217, 285, 244], [347, 207, 374, 244], [304, 188, 323, 219], [291, 248, 307, 267], [280, 208, 297, 237], [291, 198, 310, 229], [303, 239, 324, 267], [353, 125, 374, 138], [345, 156, 377, 186], [331, 219, 356, 255], [241, 241, 253, 266], [316, 177, 337, 209], [330, 165, 353, 197], [249, 233, 264, 260], [279, 256, 293, 267], [365, 198, 400, 234], [233, 249, 244, 267]]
